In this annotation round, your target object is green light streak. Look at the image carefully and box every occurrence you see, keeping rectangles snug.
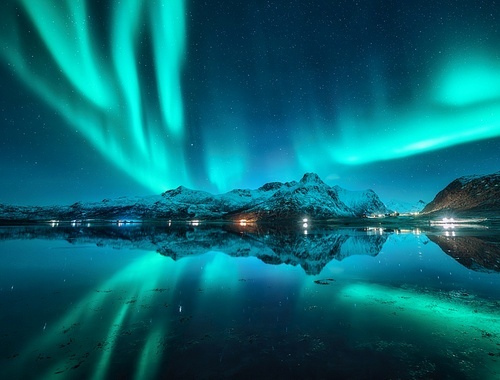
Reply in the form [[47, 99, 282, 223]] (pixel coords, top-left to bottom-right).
[[111, 0, 147, 154], [334, 102, 500, 165], [91, 303, 131, 380], [294, 96, 500, 167], [20, 0, 113, 109], [206, 153, 246, 193], [0, 0, 191, 193], [434, 54, 500, 106], [202, 113, 248, 192], [201, 251, 242, 290], [293, 53, 500, 167], [150, 0, 186, 137], [339, 282, 500, 338], [336, 283, 500, 378], [134, 327, 165, 380], [16, 253, 175, 379]]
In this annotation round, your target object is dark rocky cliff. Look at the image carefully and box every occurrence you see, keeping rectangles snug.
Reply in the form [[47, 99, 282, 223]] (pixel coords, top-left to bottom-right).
[[422, 172, 500, 214]]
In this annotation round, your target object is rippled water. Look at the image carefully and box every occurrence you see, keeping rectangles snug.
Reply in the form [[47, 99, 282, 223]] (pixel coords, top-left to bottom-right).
[[0, 224, 499, 379]]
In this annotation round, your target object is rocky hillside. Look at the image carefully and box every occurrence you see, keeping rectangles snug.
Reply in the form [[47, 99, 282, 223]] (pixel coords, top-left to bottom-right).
[[422, 172, 500, 214]]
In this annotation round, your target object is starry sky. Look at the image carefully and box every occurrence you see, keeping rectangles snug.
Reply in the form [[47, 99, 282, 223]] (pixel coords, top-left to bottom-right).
[[1, 0, 499, 206]]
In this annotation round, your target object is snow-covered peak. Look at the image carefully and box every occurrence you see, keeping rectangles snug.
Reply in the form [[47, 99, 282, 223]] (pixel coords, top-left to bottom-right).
[[299, 172, 326, 186], [161, 186, 214, 206], [243, 174, 354, 219], [162, 186, 209, 198], [455, 171, 500, 186], [258, 181, 285, 192], [333, 186, 388, 215], [162, 185, 189, 196], [384, 199, 426, 214], [456, 174, 483, 186]]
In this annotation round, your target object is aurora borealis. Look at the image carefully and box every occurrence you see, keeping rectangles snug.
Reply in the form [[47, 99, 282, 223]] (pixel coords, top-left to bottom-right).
[[1, 0, 500, 205]]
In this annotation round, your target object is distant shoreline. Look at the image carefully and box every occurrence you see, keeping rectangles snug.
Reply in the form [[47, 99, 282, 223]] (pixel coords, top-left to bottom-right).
[[1, 214, 498, 229]]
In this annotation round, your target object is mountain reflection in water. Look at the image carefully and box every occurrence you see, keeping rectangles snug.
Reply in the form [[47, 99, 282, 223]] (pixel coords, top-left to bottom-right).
[[0, 224, 499, 379]]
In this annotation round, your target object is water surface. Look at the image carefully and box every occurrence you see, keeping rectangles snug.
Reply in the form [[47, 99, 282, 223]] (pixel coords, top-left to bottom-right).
[[0, 224, 499, 379]]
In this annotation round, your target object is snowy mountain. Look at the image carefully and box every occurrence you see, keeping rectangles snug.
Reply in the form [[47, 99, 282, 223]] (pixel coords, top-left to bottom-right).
[[422, 171, 500, 215], [230, 173, 355, 221], [0, 173, 390, 223], [333, 185, 389, 216], [384, 199, 427, 214]]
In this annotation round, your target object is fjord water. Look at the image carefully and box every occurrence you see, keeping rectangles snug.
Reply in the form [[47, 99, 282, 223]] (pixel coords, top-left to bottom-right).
[[0, 225, 499, 379]]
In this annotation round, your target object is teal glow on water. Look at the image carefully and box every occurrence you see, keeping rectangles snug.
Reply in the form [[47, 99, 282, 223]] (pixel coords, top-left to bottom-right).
[[0, 225, 499, 379]]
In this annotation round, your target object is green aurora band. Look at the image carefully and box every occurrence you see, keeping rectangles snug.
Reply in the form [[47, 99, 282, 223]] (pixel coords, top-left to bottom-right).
[[0, 0, 190, 193], [294, 50, 500, 170]]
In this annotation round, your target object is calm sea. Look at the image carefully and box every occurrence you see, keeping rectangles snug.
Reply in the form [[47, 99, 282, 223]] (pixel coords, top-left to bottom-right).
[[0, 224, 499, 379]]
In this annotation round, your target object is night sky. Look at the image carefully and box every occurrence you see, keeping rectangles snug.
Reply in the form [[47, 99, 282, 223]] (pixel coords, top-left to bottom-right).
[[1, 0, 499, 206]]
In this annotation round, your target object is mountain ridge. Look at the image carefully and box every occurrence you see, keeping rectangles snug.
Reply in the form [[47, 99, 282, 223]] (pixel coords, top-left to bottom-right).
[[2, 171, 499, 223], [0, 173, 389, 222]]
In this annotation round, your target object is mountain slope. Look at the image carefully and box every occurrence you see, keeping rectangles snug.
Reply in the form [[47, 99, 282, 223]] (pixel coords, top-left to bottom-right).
[[422, 172, 500, 214], [333, 185, 389, 216], [235, 173, 354, 221], [384, 199, 427, 214]]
